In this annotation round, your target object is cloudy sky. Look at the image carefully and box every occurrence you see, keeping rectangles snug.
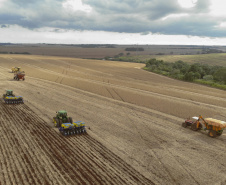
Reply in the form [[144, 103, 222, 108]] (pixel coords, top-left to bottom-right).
[[0, 0, 226, 45]]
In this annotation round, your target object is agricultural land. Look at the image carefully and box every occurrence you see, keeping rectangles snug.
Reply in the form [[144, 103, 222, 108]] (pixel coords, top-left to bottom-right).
[[0, 45, 226, 185]]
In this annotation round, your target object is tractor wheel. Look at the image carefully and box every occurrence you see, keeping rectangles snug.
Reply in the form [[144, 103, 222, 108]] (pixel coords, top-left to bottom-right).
[[59, 120, 62, 127], [216, 131, 223, 136], [23, 78, 25, 81], [69, 117, 73, 124], [63, 130, 67, 136], [208, 130, 217, 138], [55, 119, 60, 127], [53, 117, 56, 126], [182, 122, 187, 128], [191, 123, 198, 131], [70, 130, 74, 135], [17, 77, 19, 81]]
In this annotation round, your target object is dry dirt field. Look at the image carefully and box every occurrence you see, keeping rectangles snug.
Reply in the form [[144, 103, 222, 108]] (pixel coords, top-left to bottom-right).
[[0, 54, 226, 185]]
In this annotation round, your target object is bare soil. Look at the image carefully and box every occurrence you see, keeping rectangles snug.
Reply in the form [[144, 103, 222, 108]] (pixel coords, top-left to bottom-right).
[[0, 54, 226, 185]]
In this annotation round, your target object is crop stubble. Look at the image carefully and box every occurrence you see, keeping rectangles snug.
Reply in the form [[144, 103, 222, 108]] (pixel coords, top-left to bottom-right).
[[1, 54, 226, 185]]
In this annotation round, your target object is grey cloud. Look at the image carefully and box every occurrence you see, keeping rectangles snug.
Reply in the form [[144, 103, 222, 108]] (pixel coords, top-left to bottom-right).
[[0, 0, 225, 37], [1, 24, 9, 28]]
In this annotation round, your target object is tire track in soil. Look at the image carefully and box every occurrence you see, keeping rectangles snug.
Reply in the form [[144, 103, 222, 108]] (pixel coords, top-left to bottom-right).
[[102, 87, 184, 184], [5, 56, 226, 114], [0, 101, 154, 185]]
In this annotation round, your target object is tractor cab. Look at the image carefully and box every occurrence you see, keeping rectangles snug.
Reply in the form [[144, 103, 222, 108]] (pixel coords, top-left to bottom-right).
[[6, 90, 14, 97], [56, 110, 69, 122], [53, 110, 73, 127]]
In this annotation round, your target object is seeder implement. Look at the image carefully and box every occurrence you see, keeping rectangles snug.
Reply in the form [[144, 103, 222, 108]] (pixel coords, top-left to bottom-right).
[[59, 121, 87, 136], [4, 96, 24, 104], [3, 90, 24, 104]]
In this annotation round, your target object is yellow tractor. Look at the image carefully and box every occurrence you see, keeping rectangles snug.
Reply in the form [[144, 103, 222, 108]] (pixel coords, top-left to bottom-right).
[[12, 67, 21, 73], [182, 115, 226, 138]]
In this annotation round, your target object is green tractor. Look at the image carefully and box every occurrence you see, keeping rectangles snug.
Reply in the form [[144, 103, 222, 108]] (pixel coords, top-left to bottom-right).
[[3, 90, 24, 104], [53, 110, 73, 127]]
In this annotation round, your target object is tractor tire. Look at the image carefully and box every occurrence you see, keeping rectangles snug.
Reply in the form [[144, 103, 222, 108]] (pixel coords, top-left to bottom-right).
[[17, 77, 19, 81], [191, 123, 199, 131], [208, 130, 217, 138], [59, 120, 62, 127], [63, 130, 67, 136], [23, 78, 25, 81], [69, 117, 73, 124], [55, 119, 59, 127], [182, 122, 187, 128], [216, 131, 223, 136]]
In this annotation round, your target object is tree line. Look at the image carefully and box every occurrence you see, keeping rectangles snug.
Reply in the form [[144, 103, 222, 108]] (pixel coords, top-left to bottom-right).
[[145, 58, 226, 89]]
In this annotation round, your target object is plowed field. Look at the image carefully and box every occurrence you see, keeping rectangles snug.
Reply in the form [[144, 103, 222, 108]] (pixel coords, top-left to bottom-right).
[[0, 54, 226, 185]]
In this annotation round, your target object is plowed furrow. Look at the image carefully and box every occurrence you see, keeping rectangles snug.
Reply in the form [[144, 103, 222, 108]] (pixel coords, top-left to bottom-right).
[[30, 123, 109, 184], [0, 132, 15, 185], [1, 104, 46, 185], [67, 134, 136, 184], [1, 103, 70, 185], [14, 105, 74, 185], [80, 135, 153, 185], [25, 109, 153, 185], [0, 105, 35, 185], [66, 136, 122, 185], [18, 105, 100, 184], [12, 104, 82, 185], [0, 101, 153, 185]]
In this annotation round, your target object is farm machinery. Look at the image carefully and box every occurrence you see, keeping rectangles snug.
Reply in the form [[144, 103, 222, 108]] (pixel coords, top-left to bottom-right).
[[2, 90, 24, 104], [53, 110, 86, 136], [182, 115, 226, 138], [12, 67, 21, 73], [14, 71, 25, 81]]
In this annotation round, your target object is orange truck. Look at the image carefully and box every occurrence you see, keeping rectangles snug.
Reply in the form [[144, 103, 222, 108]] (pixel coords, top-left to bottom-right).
[[182, 115, 226, 138]]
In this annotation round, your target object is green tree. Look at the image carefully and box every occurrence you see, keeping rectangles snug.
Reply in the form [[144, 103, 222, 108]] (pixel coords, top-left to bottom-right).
[[203, 75, 213, 81], [194, 72, 201, 79], [213, 68, 226, 84], [184, 72, 195, 81]]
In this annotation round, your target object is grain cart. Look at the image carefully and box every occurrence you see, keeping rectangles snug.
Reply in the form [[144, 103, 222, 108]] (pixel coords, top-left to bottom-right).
[[12, 67, 21, 73], [14, 71, 25, 81], [53, 110, 73, 127], [182, 115, 226, 138], [3, 90, 24, 104]]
